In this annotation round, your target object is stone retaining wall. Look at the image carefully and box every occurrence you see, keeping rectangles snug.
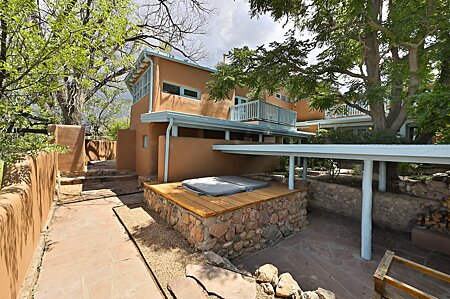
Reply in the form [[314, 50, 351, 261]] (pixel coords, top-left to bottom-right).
[[398, 173, 450, 200], [307, 179, 440, 232], [144, 187, 307, 259]]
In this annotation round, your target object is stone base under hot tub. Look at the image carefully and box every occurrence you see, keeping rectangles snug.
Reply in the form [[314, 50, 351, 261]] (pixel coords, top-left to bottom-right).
[[143, 185, 307, 259]]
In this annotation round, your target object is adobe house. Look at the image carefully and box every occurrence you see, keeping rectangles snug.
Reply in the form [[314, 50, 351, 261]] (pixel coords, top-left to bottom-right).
[[116, 49, 317, 182]]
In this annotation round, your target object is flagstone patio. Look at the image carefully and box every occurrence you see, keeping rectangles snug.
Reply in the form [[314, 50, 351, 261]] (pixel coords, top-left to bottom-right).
[[234, 209, 450, 298], [32, 193, 164, 299]]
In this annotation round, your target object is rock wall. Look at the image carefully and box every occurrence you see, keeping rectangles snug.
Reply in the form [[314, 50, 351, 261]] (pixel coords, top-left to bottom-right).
[[307, 179, 440, 232], [144, 188, 307, 259], [398, 172, 450, 200]]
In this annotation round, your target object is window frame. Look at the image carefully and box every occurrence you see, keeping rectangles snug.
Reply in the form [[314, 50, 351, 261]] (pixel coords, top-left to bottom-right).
[[162, 81, 201, 100], [275, 93, 289, 102], [131, 67, 152, 104]]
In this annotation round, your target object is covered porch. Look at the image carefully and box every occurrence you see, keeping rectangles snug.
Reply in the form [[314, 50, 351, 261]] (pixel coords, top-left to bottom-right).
[[212, 144, 450, 261]]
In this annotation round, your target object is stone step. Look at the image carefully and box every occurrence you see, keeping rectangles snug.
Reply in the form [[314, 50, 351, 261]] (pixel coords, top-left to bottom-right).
[[167, 277, 208, 299], [59, 174, 137, 185]]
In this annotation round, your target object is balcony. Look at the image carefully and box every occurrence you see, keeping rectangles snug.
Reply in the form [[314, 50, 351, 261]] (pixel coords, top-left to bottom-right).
[[229, 100, 297, 127], [324, 104, 368, 119]]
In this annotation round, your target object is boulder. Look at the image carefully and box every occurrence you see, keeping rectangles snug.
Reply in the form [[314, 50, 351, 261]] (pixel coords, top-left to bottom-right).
[[276, 273, 302, 298], [301, 291, 320, 299], [261, 282, 275, 295], [316, 287, 336, 299], [255, 264, 279, 285]]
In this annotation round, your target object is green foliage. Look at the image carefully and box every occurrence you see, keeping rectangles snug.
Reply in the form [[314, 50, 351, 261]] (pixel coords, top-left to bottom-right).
[[409, 85, 450, 144], [0, 132, 67, 164], [104, 118, 130, 141], [207, 0, 450, 133], [397, 162, 419, 176], [83, 86, 131, 139], [309, 129, 405, 145], [350, 164, 363, 176]]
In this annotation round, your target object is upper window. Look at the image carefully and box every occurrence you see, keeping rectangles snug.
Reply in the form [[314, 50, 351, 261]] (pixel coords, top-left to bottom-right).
[[234, 96, 248, 105], [276, 93, 289, 102], [132, 67, 152, 104], [162, 82, 200, 100]]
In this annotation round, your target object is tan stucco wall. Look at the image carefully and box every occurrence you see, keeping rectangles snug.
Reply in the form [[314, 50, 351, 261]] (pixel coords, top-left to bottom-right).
[[294, 100, 324, 121], [264, 93, 294, 110], [158, 136, 279, 182], [48, 125, 85, 172], [153, 57, 232, 118], [85, 140, 116, 161], [116, 129, 136, 171], [0, 153, 57, 299]]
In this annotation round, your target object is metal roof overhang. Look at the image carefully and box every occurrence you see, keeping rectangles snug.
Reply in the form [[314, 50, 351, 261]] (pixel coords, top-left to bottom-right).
[[212, 144, 450, 164], [141, 111, 314, 138]]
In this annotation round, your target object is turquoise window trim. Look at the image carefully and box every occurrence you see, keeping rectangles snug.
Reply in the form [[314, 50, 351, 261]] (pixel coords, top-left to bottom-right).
[[162, 81, 201, 100], [132, 67, 152, 104]]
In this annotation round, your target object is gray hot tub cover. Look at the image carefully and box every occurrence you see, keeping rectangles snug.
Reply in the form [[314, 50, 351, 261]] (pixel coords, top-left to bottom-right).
[[182, 176, 269, 196]]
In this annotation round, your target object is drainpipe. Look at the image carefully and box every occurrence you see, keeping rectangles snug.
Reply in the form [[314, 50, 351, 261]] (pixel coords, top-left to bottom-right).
[[164, 118, 174, 182], [143, 52, 154, 113]]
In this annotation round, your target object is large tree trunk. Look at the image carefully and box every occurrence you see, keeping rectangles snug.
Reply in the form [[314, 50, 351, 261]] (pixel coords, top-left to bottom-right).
[[56, 81, 84, 125]]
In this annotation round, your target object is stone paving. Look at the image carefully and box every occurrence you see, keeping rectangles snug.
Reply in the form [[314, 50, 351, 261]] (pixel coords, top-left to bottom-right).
[[32, 193, 164, 299], [234, 209, 450, 299]]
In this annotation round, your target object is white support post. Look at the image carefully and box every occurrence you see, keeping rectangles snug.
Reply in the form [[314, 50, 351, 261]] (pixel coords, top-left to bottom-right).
[[302, 158, 308, 181], [171, 125, 178, 137], [288, 155, 295, 190], [378, 161, 386, 192], [225, 130, 230, 140], [259, 134, 263, 142], [296, 138, 302, 166], [361, 159, 373, 261]]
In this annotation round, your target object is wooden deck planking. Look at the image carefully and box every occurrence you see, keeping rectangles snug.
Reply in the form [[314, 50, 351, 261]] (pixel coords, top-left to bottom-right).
[[145, 181, 302, 218]]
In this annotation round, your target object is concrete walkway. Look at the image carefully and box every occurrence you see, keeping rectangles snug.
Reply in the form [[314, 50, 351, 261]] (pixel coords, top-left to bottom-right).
[[234, 209, 450, 298], [33, 193, 164, 299]]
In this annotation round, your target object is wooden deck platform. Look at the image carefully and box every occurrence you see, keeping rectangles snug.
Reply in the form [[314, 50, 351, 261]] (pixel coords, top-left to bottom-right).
[[144, 181, 305, 218]]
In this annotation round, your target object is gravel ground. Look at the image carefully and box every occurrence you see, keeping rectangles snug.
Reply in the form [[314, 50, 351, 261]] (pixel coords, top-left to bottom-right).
[[114, 202, 212, 299], [114, 200, 271, 299]]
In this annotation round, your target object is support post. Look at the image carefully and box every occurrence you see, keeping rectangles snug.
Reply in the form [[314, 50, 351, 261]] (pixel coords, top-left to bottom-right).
[[302, 158, 308, 181], [288, 155, 295, 190], [296, 138, 302, 166], [225, 130, 230, 140], [259, 134, 263, 142], [361, 159, 373, 260], [378, 161, 386, 192], [171, 125, 178, 137]]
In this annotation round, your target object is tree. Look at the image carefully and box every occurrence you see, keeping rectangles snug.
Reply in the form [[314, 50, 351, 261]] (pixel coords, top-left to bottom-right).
[[83, 86, 131, 139], [207, 0, 450, 140], [55, 0, 212, 125]]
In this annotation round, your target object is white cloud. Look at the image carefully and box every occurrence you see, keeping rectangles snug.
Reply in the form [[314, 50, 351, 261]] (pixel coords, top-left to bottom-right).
[[196, 0, 291, 67]]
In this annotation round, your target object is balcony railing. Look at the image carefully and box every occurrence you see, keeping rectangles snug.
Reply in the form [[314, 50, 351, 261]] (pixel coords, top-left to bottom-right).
[[230, 100, 297, 127], [324, 104, 369, 119]]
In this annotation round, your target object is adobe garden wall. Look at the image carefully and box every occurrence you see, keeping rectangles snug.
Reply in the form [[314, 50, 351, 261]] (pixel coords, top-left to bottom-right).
[[0, 153, 57, 299], [144, 187, 307, 259], [307, 179, 441, 232]]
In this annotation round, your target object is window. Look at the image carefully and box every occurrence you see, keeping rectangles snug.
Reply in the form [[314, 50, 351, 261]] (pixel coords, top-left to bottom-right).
[[162, 82, 200, 100], [143, 135, 148, 148], [131, 67, 152, 104], [276, 93, 289, 102], [234, 96, 247, 105]]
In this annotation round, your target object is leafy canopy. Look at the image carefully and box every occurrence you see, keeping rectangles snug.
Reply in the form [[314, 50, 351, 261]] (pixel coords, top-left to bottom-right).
[[207, 0, 450, 137]]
